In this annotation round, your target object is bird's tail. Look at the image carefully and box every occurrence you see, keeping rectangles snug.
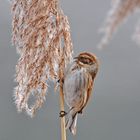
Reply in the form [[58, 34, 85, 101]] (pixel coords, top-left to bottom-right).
[[65, 109, 78, 135]]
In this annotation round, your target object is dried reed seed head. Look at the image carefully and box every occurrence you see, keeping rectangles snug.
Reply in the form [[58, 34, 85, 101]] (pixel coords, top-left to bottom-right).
[[12, 0, 73, 117], [98, 0, 140, 49]]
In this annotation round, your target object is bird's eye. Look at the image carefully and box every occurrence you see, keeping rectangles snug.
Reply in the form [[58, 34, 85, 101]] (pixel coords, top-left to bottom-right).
[[79, 57, 92, 64]]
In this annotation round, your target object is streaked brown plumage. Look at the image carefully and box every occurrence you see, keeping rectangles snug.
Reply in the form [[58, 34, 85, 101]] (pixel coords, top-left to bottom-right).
[[62, 52, 99, 135]]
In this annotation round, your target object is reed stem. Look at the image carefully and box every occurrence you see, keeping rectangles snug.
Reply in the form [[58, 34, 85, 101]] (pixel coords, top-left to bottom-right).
[[59, 80, 67, 140]]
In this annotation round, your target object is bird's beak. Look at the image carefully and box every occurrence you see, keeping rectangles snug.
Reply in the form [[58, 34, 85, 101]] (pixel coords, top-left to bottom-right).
[[74, 57, 78, 62], [74, 56, 78, 60]]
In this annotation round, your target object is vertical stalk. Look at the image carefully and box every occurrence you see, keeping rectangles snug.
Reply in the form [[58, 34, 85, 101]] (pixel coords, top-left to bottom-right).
[[59, 80, 67, 140]]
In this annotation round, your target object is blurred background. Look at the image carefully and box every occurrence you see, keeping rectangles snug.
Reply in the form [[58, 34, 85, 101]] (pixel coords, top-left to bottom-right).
[[0, 0, 140, 140]]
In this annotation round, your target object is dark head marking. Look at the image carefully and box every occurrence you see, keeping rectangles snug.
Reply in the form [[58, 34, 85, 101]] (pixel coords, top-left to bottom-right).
[[78, 56, 93, 65]]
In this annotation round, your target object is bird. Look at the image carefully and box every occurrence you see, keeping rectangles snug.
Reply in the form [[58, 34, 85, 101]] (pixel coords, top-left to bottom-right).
[[61, 52, 99, 135]]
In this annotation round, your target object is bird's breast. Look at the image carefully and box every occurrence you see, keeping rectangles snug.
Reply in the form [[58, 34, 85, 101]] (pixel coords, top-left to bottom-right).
[[63, 68, 90, 107]]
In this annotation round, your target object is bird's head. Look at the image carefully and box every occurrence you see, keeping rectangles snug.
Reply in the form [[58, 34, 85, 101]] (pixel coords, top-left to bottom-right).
[[74, 52, 99, 76]]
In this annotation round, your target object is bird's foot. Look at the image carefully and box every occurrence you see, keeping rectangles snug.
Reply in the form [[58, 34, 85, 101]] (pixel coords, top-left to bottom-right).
[[54, 79, 60, 91], [78, 110, 83, 114], [59, 111, 67, 117], [57, 79, 60, 83]]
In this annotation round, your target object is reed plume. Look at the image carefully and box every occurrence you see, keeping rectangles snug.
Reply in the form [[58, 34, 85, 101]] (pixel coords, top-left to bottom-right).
[[12, 0, 73, 118], [99, 0, 140, 49]]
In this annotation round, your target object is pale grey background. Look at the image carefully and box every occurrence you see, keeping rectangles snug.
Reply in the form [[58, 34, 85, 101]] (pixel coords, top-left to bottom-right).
[[0, 0, 140, 140]]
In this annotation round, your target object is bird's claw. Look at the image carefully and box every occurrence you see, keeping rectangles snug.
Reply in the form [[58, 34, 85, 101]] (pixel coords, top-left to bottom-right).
[[59, 111, 67, 117], [57, 79, 60, 83], [78, 110, 83, 114]]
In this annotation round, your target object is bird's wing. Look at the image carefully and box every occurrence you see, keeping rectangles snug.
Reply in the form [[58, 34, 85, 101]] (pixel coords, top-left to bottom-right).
[[64, 67, 94, 113], [78, 73, 94, 113]]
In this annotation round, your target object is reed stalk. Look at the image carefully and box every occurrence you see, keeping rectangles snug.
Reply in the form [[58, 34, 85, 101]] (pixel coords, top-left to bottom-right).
[[59, 80, 67, 140]]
